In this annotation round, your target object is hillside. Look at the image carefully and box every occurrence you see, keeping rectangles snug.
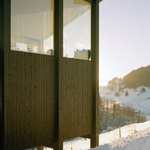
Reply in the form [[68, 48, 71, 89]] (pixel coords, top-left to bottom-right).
[[100, 86, 150, 119], [123, 65, 150, 88], [107, 65, 150, 89]]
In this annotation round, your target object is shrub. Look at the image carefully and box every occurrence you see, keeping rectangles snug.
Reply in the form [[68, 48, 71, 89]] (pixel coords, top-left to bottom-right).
[[141, 87, 146, 93], [125, 91, 129, 96]]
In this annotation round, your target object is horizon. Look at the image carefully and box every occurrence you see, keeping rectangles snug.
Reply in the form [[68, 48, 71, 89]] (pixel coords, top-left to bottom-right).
[[99, 0, 150, 86]]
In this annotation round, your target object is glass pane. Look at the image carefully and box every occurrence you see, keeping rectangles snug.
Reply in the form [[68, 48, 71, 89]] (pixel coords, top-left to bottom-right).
[[63, 0, 91, 60], [11, 0, 54, 55]]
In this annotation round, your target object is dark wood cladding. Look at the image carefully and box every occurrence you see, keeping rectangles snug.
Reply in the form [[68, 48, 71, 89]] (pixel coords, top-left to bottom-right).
[[4, 52, 94, 149], [0, 50, 3, 150], [2, 0, 100, 149], [0, 0, 4, 148], [60, 58, 93, 139], [4, 52, 56, 149], [0, 51, 3, 119]]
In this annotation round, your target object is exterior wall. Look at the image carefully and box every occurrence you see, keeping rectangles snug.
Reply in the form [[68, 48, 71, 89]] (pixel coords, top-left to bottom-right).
[[0, 50, 3, 149], [0, 57, 2, 118], [0, 0, 4, 149], [60, 59, 93, 139], [4, 52, 56, 149], [2, 0, 56, 148], [1, 0, 100, 149]]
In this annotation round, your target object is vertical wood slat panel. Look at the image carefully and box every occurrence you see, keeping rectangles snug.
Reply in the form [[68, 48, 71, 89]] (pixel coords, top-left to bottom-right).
[[5, 52, 56, 149], [26, 54, 33, 147], [66, 59, 70, 138], [41, 55, 48, 146], [0, 1, 4, 148], [73, 60, 78, 137], [16, 53, 26, 149], [0, 50, 4, 149], [62, 59, 93, 139], [77, 60, 83, 135], [88, 63, 94, 133], [41, 56, 45, 144], [5, 53, 93, 148], [32, 54, 38, 147], [36, 55, 41, 146], [82, 61, 88, 134], [46, 57, 55, 145], [6, 52, 17, 149], [68, 59, 73, 137], [62, 59, 68, 139], [70, 59, 77, 137]]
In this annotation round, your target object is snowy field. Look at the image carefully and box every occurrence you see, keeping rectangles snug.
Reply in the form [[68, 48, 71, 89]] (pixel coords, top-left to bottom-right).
[[91, 123, 150, 150], [100, 86, 150, 119]]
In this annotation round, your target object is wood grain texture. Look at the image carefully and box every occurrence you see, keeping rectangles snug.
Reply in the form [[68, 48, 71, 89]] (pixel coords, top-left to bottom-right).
[[3, 0, 100, 149], [4, 52, 56, 149], [60, 58, 93, 140], [90, 0, 99, 147], [0, 3, 4, 149], [0, 50, 4, 149]]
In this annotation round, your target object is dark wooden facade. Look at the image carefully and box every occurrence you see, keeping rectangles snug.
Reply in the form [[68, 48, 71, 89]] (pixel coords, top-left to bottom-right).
[[0, 0, 4, 149], [0, 0, 100, 149]]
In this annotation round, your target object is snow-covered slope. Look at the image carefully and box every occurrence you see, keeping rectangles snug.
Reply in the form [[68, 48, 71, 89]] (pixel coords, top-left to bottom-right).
[[91, 122, 150, 150], [100, 86, 150, 119]]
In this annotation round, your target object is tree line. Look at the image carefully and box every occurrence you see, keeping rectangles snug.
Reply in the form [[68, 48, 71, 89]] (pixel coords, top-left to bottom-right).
[[99, 97, 147, 132]]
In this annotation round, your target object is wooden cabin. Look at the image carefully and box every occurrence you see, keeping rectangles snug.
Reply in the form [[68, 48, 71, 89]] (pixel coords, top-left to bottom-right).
[[0, 0, 101, 149]]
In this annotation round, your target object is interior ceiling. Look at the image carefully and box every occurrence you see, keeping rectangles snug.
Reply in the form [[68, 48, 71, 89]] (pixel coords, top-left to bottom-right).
[[11, 0, 90, 41], [12, 0, 89, 14]]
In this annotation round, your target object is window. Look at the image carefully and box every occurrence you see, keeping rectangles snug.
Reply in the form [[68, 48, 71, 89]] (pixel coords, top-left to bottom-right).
[[11, 0, 54, 55], [63, 0, 91, 60]]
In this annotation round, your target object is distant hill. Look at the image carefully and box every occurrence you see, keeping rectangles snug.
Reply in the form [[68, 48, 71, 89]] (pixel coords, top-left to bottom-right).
[[123, 65, 150, 88], [108, 65, 150, 89]]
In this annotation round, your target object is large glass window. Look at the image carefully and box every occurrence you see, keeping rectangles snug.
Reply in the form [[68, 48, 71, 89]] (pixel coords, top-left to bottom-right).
[[11, 0, 54, 55], [63, 0, 91, 60]]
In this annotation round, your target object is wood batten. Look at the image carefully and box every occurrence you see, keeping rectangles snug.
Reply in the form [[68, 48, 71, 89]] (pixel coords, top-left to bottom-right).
[[0, 0, 4, 149], [91, 0, 99, 147], [53, 0, 63, 149]]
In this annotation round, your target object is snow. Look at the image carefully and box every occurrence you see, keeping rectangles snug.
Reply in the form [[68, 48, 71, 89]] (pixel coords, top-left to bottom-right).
[[100, 86, 150, 119], [91, 124, 150, 150]]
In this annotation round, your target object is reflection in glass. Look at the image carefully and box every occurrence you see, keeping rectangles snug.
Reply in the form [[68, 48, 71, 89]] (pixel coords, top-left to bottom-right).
[[63, 0, 91, 60], [11, 0, 54, 55]]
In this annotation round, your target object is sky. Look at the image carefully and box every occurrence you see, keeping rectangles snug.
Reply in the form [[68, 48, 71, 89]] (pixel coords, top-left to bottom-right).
[[99, 0, 150, 86]]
